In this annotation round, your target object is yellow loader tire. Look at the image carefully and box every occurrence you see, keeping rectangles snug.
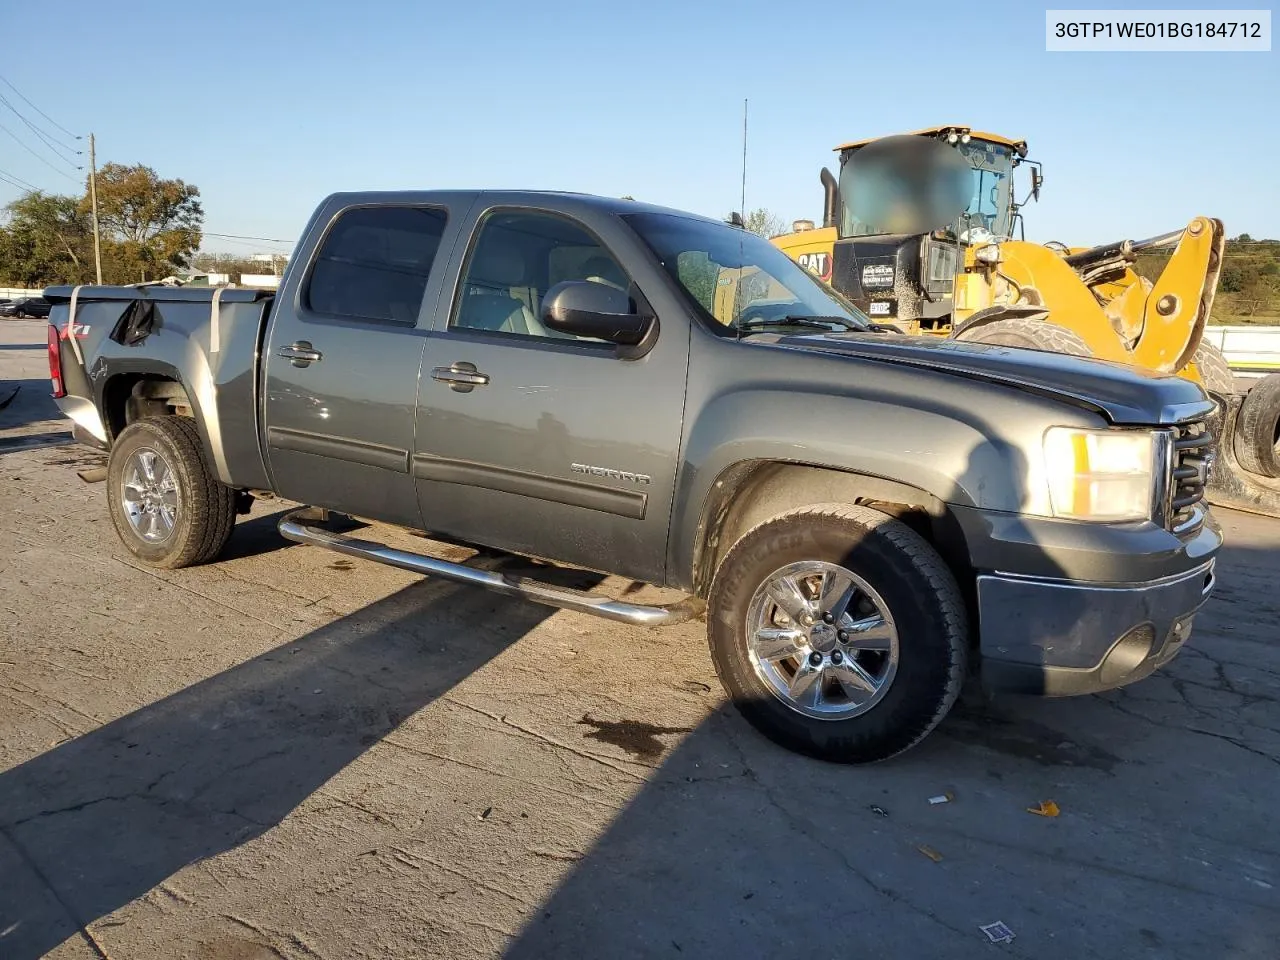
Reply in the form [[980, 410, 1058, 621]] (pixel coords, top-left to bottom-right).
[[1234, 374, 1280, 479], [1190, 341, 1234, 400], [953, 317, 1092, 357]]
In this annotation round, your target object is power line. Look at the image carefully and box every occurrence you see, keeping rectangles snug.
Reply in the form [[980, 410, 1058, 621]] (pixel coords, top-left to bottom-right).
[[0, 165, 40, 191], [0, 92, 82, 163], [0, 171, 34, 192], [0, 121, 80, 182], [0, 73, 82, 142], [202, 230, 294, 245]]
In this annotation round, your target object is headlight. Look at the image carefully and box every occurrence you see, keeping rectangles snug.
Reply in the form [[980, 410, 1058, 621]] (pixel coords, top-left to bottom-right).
[[1043, 427, 1157, 522], [974, 243, 1001, 265]]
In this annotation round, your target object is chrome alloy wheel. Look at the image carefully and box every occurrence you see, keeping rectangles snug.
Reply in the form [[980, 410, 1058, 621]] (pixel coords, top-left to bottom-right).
[[745, 560, 899, 720], [121, 447, 179, 543]]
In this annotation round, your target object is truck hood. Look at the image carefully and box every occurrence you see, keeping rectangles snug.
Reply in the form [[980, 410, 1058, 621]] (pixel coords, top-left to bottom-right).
[[762, 331, 1213, 426]]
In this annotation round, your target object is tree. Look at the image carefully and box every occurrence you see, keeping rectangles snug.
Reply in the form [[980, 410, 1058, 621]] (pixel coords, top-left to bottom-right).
[[0, 162, 204, 286], [743, 207, 789, 239], [0, 192, 95, 286], [90, 163, 202, 281]]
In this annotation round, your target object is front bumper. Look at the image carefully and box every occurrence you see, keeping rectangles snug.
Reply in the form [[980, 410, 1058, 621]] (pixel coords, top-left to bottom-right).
[[962, 504, 1224, 697], [978, 558, 1217, 696]]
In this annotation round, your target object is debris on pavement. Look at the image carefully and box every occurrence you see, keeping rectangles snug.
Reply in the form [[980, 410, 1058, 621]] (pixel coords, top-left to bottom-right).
[[928, 792, 954, 805], [980, 921, 1016, 944], [478, 807, 493, 820], [869, 805, 889, 818], [917, 844, 944, 863], [1027, 800, 1061, 817]]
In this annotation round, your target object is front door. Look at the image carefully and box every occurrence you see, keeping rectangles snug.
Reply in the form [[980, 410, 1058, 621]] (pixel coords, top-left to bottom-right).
[[262, 202, 456, 527], [413, 207, 689, 585]]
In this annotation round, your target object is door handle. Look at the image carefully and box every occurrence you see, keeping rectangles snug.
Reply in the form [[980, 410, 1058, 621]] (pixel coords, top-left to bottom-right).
[[432, 362, 489, 392], [278, 341, 323, 367]]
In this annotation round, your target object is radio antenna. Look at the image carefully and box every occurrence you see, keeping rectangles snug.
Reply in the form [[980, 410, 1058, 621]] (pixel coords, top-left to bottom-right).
[[740, 98, 748, 221]]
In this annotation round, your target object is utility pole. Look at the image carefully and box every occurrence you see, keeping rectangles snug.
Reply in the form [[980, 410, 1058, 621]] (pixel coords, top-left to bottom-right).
[[88, 132, 103, 285], [740, 99, 748, 221]]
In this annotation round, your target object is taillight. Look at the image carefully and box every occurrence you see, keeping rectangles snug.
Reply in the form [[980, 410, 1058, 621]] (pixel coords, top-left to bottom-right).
[[48, 323, 65, 398]]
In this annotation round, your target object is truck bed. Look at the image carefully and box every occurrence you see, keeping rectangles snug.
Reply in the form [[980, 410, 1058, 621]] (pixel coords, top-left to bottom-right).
[[44, 284, 276, 489]]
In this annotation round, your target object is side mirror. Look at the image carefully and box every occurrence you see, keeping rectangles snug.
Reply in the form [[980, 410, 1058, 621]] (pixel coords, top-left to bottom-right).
[[541, 281, 654, 349], [1031, 169, 1043, 201]]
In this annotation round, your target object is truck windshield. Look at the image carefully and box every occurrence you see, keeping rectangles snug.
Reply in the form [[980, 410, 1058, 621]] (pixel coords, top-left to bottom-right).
[[623, 212, 870, 334], [838, 138, 1016, 241]]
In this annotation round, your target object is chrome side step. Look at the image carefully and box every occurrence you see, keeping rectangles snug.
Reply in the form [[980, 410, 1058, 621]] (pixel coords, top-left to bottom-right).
[[278, 509, 705, 627]]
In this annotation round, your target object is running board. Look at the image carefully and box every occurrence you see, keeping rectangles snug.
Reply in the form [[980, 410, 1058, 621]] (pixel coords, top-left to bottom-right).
[[278, 509, 705, 627]]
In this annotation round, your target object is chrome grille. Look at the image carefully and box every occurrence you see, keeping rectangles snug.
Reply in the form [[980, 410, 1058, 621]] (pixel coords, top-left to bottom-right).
[[1167, 419, 1213, 531]]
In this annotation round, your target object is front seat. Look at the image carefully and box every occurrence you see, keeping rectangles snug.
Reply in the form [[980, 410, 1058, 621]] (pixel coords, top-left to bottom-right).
[[458, 247, 548, 336]]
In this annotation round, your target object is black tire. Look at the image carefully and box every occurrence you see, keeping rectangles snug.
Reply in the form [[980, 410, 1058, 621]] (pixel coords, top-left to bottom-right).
[[107, 415, 236, 568], [1234, 374, 1280, 479], [707, 503, 968, 763], [954, 316, 1093, 357], [1190, 340, 1234, 400]]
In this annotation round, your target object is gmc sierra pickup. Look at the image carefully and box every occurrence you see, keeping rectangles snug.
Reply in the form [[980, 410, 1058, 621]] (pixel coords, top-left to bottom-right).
[[45, 190, 1221, 762]]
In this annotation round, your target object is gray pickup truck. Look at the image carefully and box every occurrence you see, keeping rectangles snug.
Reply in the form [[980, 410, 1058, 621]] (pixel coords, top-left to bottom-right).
[[45, 190, 1221, 762]]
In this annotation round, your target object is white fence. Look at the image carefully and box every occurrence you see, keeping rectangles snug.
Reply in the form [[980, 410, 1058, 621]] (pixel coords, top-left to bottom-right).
[[1202, 325, 1280, 376], [1, 287, 43, 300]]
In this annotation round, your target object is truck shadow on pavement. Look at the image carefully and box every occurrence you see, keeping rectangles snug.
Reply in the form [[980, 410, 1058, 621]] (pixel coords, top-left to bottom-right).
[[0, 560, 603, 960], [498, 539, 1279, 960]]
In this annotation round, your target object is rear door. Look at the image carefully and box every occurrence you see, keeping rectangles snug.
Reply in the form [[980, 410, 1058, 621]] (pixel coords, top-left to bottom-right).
[[413, 204, 690, 585], [262, 199, 467, 527]]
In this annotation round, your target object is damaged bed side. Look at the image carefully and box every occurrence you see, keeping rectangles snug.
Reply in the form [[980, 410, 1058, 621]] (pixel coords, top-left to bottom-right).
[[42, 284, 276, 490]]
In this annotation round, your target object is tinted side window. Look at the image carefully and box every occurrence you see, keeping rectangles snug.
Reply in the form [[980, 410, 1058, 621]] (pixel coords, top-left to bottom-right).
[[306, 206, 448, 324], [452, 210, 630, 341]]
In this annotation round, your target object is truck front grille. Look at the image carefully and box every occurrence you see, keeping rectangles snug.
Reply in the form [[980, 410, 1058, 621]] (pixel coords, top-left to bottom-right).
[[1167, 419, 1213, 532]]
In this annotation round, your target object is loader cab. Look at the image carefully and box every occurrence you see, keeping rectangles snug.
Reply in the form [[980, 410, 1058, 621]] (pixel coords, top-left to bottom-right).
[[786, 126, 1035, 331]]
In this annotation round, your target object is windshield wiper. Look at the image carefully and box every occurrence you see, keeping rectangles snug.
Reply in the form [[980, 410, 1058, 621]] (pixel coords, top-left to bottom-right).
[[737, 314, 863, 332]]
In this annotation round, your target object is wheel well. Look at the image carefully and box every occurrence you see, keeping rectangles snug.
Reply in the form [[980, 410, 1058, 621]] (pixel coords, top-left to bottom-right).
[[692, 462, 976, 621], [103, 374, 194, 441]]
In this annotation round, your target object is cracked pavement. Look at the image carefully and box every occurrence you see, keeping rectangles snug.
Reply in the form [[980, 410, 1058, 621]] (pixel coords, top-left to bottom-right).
[[1, 318, 1278, 958]]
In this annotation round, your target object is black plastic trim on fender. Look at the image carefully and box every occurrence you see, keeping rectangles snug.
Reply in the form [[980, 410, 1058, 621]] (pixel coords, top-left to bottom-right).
[[412, 454, 647, 519], [266, 426, 410, 473]]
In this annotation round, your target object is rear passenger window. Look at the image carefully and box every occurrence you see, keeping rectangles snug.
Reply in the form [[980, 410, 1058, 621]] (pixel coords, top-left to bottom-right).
[[306, 206, 447, 324]]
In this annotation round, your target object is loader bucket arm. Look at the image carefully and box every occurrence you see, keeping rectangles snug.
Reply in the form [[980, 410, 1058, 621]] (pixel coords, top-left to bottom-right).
[[1130, 217, 1225, 374]]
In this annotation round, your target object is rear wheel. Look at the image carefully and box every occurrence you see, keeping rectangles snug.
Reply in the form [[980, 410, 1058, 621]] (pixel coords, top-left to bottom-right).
[[107, 416, 236, 568], [1235, 374, 1280, 479], [707, 504, 968, 763], [953, 316, 1093, 357]]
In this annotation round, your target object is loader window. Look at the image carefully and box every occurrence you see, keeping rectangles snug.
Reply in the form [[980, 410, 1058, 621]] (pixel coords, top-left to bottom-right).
[[956, 141, 1014, 239]]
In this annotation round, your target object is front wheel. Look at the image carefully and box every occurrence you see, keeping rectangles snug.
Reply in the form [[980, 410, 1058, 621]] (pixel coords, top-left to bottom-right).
[[107, 416, 236, 568], [707, 504, 968, 763]]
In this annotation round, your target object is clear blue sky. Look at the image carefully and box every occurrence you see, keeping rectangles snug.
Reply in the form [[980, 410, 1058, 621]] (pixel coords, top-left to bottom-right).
[[2, 0, 1276, 254]]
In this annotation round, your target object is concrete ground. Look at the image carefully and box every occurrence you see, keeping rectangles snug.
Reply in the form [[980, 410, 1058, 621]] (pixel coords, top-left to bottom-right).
[[1, 317, 1277, 959]]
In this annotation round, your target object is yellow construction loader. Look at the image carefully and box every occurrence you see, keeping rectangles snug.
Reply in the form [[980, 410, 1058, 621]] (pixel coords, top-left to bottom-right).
[[770, 124, 1280, 515]]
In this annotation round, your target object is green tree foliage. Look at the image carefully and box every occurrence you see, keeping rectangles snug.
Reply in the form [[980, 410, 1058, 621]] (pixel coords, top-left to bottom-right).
[[0, 192, 93, 286], [743, 207, 788, 239], [0, 163, 203, 285]]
